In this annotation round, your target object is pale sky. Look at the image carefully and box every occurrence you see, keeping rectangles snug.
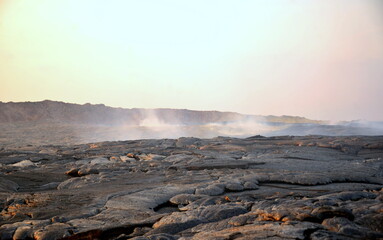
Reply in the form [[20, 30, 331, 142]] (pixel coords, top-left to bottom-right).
[[1, 0, 383, 121]]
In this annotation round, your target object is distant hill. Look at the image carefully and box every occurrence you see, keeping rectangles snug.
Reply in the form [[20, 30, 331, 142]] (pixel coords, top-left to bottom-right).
[[0, 100, 325, 125], [0, 101, 381, 147]]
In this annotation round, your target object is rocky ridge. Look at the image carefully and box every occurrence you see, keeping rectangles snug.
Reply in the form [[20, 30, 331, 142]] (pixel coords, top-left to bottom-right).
[[0, 135, 382, 239], [0, 100, 324, 125]]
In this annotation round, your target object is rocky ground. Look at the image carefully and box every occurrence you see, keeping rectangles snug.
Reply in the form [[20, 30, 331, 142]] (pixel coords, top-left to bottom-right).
[[0, 135, 382, 239]]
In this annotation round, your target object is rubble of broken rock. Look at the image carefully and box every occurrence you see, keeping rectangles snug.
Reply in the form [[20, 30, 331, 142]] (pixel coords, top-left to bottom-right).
[[0, 135, 382, 240]]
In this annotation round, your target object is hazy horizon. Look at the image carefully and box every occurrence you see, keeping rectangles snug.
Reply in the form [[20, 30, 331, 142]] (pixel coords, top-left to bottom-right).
[[1, 99, 382, 123], [1, 0, 383, 122]]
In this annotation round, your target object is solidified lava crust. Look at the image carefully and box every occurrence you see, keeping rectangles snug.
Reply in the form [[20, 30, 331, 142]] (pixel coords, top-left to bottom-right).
[[1, 136, 383, 239]]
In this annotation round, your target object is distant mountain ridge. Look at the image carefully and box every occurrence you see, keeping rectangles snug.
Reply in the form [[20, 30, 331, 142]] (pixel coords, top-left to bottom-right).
[[1, 101, 382, 147], [0, 100, 325, 125]]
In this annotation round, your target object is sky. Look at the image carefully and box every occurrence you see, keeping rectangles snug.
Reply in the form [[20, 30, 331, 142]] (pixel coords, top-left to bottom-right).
[[1, 0, 383, 121]]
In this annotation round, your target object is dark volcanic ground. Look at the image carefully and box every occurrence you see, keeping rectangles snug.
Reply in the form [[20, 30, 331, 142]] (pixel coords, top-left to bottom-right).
[[0, 135, 383, 239]]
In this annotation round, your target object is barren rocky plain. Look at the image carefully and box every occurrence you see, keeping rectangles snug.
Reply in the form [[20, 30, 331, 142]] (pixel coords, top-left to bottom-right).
[[1, 101, 383, 239]]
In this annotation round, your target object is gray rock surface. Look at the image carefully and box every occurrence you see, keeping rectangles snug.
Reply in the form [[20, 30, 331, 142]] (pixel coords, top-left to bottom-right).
[[0, 135, 383, 239]]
